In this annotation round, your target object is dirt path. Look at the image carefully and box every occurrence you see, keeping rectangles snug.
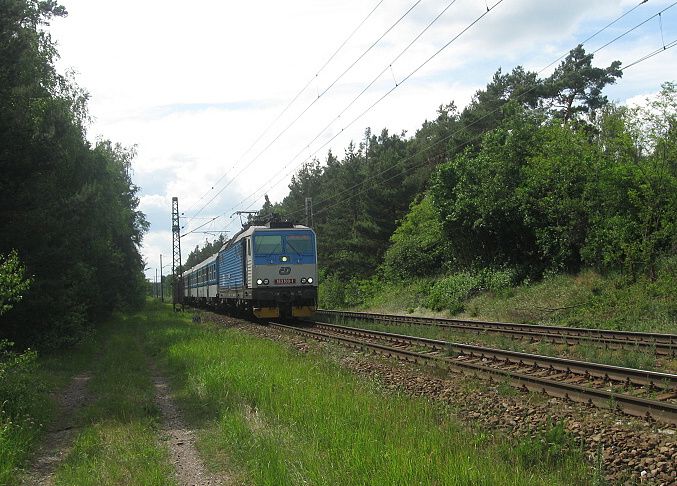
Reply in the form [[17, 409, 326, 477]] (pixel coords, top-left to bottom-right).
[[20, 372, 92, 485], [150, 364, 233, 486]]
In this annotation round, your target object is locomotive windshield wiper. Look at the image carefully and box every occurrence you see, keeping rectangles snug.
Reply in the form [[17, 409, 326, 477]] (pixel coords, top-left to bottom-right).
[[254, 241, 282, 258], [260, 242, 282, 259], [285, 239, 304, 257]]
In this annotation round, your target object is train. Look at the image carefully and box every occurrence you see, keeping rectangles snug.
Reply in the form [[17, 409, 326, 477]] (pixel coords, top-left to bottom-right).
[[182, 220, 318, 318]]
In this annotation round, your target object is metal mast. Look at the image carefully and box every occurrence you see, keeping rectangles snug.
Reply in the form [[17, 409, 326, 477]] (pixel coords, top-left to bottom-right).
[[171, 197, 182, 311], [305, 197, 313, 227]]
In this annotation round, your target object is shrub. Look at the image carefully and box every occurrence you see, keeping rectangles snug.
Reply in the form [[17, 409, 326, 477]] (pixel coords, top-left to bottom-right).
[[426, 269, 519, 313]]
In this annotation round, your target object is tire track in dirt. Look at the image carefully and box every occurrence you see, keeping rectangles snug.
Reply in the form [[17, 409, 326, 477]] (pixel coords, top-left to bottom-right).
[[150, 363, 234, 486], [20, 372, 92, 485]]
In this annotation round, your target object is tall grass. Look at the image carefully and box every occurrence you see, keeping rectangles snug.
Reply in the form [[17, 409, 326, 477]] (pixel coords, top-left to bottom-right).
[[0, 340, 48, 485], [146, 304, 589, 485], [322, 265, 676, 334]]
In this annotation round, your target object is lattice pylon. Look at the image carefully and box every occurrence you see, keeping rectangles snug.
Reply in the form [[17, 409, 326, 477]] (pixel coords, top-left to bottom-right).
[[171, 197, 183, 310]]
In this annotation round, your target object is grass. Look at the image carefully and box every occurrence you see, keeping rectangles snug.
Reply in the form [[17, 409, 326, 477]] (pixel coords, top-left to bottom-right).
[[326, 266, 676, 334], [52, 311, 176, 486], [0, 310, 177, 486], [0, 341, 44, 485], [144, 301, 590, 485], [2, 301, 599, 484]]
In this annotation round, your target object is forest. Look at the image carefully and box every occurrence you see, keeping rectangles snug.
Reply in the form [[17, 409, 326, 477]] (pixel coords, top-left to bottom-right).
[[185, 45, 675, 312], [0, 1, 148, 348]]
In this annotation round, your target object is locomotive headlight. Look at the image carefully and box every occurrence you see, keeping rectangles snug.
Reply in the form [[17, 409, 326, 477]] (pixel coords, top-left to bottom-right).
[[301, 278, 307, 284], [281, 256, 288, 262], [256, 279, 263, 285], [263, 279, 269, 285], [307, 277, 313, 284]]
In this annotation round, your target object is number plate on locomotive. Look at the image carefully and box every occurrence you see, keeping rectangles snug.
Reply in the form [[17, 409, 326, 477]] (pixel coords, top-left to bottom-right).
[[274, 278, 296, 284]]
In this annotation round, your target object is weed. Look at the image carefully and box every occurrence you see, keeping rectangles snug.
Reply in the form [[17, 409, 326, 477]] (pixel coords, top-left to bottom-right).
[[496, 380, 517, 397], [511, 419, 581, 469]]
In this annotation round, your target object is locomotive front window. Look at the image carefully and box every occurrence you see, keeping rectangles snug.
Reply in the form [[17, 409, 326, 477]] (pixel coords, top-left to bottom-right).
[[285, 234, 313, 254], [254, 235, 283, 255]]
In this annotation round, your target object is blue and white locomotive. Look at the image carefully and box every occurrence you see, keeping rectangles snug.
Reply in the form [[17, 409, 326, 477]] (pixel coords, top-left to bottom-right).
[[183, 221, 318, 318]]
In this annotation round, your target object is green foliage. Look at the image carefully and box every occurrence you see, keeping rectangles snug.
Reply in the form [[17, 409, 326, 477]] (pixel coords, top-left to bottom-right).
[[430, 83, 676, 278], [318, 273, 381, 309], [426, 268, 517, 313], [582, 83, 677, 275], [318, 272, 346, 309], [432, 107, 545, 270], [0, 340, 40, 422], [0, 252, 31, 316], [543, 44, 622, 123], [516, 125, 598, 271], [0, 340, 43, 485], [382, 195, 450, 279], [0, 1, 148, 346]]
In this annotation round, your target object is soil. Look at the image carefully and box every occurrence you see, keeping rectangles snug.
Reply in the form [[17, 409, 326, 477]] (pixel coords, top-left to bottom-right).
[[20, 372, 92, 486], [150, 363, 234, 486]]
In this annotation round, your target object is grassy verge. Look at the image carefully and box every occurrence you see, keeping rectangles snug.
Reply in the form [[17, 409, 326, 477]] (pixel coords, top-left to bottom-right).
[[0, 341, 45, 485], [145, 302, 591, 485], [52, 310, 175, 486], [0, 332, 99, 485], [322, 266, 676, 334]]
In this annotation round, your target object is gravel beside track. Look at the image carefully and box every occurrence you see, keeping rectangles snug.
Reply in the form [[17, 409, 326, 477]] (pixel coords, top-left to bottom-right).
[[202, 310, 677, 484], [283, 321, 677, 425]]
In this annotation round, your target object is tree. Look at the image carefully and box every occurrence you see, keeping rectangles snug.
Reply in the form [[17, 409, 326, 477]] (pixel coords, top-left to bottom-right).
[[543, 45, 622, 123], [0, 0, 148, 346], [0, 252, 31, 316]]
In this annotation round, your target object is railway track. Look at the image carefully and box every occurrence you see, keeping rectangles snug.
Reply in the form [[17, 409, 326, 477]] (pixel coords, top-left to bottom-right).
[[270, 321, 677, 425], [315, 309, 677, 356]]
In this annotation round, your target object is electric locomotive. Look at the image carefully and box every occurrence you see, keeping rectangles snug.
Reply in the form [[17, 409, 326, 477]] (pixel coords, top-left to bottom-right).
[[183, 220, 318, 318]]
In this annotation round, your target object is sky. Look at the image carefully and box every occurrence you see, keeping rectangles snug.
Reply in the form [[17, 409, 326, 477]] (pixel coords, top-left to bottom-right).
[[47, 0, 677, 281]]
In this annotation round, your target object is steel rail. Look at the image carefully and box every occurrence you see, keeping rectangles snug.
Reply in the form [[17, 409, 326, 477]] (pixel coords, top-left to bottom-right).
[[309, 322, 677, 389], [269, 322, 677, 425], [315, 309, 677, 356]]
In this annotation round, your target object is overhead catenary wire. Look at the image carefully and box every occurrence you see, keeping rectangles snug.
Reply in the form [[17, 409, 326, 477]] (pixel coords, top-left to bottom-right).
[[236, 0, 667, 223], [182, 0, 419, 227], [182, 0, 497, 238], [592, 1, 677, 55], [183, 0, 664, 239], [180, 0, 384, 220], [218, 0, 495, 225], [623, 37, 677, 69]]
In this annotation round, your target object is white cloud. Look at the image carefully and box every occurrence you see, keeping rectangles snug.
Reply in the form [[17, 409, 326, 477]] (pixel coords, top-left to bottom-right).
[[48, 0, 677, 272]]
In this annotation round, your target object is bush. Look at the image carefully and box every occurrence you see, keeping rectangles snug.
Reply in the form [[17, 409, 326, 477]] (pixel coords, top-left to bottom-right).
[[426, 269, 519, 313], [318, 273, 346, 309], [319, 273, 382, 309], [382, 196, 451, 280]]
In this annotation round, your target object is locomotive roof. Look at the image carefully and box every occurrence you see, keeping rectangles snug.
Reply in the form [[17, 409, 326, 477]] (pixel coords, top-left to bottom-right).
[[183, 223, 313, 275], [218, 223, 313, 252]]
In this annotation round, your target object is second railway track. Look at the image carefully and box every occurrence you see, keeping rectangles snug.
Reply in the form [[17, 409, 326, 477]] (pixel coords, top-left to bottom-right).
[[270, 320, 677, 425], [316, 309, 677, 356]]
